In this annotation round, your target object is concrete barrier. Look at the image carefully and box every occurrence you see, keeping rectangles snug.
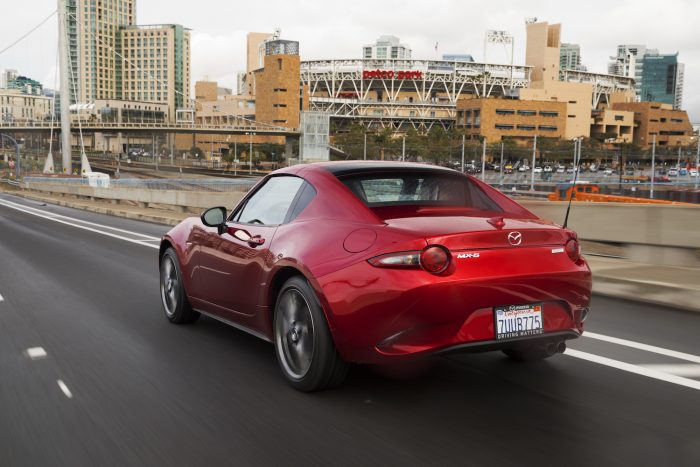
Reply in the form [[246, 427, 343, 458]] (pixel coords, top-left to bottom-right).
[[522, 200, 700, 267], [21, 181, 700, 267], [23, 181, 246, 213]]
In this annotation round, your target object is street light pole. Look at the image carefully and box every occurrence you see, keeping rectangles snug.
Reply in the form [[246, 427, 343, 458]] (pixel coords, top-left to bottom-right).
[[249, 132, 253, 175], [363, 132, 367, 160], [481, 138, 486, 181], [696, 139, 700, 190], [530, 134, 537, 191], [402, 135, 406, 162], [651, 134, 656, 199], [499, 142, 504, 187], [460, 134, 465, 173]]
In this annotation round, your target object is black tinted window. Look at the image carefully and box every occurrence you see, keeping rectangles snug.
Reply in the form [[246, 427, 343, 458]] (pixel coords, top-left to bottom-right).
[[235, 176, 304, 225], [341, 172, 502, 212], [286, 181, 317, 222]]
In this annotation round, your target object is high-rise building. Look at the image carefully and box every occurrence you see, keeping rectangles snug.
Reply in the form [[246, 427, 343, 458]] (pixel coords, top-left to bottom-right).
[[0, 69, 19, 88], [608, 45, 684, 109], [640, 53, 683, 109], [560, 43, 584, 71], [72, 0, 136, 104], [363, 36, 411, 60], [118, 24, 191, 119]]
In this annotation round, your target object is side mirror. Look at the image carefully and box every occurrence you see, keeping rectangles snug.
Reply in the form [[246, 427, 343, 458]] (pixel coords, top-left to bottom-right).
[[201, 206, 227, 234]]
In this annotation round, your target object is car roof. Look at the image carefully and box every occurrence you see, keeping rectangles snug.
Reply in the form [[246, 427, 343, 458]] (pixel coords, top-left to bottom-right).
[[301, 161, 459, 178]]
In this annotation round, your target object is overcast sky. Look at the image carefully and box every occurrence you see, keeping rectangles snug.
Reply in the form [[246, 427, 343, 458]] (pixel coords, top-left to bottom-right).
[[2, 0, 699, 120]]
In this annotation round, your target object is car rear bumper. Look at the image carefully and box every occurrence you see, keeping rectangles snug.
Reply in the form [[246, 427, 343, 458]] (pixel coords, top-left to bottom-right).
[[316, 256, 591, 364]]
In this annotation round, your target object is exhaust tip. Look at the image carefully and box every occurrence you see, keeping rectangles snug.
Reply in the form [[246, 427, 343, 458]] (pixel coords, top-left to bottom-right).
[[557, 342, 567, 354]]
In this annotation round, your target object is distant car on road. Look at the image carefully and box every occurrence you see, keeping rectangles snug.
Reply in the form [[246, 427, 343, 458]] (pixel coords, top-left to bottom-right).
[[158, 162, 591, 391], [533, 166, 543, 174], [603, 168, 614, 176], [690, 168, 699, 177], [543, 166, 552, 173], [518, 165, 530, 172], [668, 168, 679, 176], [679, 168, 688, 176], [556, 165, 565, 174]]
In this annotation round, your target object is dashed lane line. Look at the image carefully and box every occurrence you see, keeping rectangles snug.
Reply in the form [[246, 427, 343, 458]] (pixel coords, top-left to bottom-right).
[[0, 293, 4, 302], [565, 348, 700, 392], [26, 347, 48, 359], [583, 331, 700, 364], [57, 380, 73, 399], [0, 199, 159, 249]]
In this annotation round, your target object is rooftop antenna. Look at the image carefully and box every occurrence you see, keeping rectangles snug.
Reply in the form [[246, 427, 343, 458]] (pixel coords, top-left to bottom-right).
[[272, 28, 281, 40], [525, 17, 538, 25]]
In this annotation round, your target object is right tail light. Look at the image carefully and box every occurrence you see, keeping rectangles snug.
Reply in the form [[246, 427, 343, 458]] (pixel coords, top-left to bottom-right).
[[565, 239, 580, 262]]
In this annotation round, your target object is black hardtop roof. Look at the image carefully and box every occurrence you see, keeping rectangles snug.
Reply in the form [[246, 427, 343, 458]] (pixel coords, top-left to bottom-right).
[[319, 161, 459, 177]]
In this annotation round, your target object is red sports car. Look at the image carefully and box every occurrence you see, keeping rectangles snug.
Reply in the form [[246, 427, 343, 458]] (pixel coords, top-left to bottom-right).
[[159, 162, 591, 391]]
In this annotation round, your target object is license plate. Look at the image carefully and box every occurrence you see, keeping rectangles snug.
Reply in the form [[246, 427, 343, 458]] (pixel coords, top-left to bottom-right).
[[494, 303, 544, 340]]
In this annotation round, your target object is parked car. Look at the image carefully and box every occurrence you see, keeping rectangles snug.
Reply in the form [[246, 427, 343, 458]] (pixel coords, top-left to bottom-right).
[[668, 168, 679, 176], [503, 165, 514, 174], [159, 162, 591, 391], [556, 165, 565, 174], [690, 168, 699, 177], [533, 166, 543, 174], [679, 168, 688, 176], [603, 168, 614, 176], [543, 166, 553, 173], [518, 165, 530, 172]]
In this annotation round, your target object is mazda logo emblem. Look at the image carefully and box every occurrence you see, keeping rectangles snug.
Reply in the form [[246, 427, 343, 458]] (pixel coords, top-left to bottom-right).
[[507, 231, 522, 246]]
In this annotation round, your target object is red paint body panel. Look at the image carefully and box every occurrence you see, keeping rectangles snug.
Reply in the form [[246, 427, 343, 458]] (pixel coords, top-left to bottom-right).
[[161, 162, 592, 364]]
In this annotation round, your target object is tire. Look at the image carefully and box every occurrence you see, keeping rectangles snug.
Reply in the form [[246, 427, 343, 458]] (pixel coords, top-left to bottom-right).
[[503, 342, 559, 362], [273, 276, 349, 391], [160, 247, 200, 324]]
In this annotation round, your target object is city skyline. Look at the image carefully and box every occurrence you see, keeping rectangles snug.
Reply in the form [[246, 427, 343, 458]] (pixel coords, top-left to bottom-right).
[[2, 0, 699, 120]]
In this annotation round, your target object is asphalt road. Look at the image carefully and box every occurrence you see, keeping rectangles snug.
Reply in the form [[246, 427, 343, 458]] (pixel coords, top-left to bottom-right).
[[1, 192, 699, 466]]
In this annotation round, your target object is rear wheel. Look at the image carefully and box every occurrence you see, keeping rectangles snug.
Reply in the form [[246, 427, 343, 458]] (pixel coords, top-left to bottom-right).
[[273, 276, 348, 391], [160, 248, 200, 324]]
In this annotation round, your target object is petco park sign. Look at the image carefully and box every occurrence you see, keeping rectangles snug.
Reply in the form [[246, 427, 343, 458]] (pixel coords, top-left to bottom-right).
[[362, 70, 424, 80]]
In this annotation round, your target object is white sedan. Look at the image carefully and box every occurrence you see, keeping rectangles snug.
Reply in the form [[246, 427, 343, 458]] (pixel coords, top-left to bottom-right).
[[533, 167, 543, 174], [518, 165, 530, 172]]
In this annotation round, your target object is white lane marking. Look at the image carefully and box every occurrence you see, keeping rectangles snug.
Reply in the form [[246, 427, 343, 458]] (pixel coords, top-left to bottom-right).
[[0, 199, 159, 249], [583, 331, 700, 364], [640, 364, 700, 378], [26, 347, 48, 359], [57, 380, 73, 399], [565, 348, 700, 392], [0, 293, 4, 302], [0, 198, 160, 240]]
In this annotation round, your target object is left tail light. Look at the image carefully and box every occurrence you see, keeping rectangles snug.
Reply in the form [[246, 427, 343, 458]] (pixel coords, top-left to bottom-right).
[[368, 245, 451, 274], [565, 238, 581, 262]]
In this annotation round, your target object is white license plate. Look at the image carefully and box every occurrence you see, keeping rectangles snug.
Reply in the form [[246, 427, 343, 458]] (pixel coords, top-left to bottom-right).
[[494, 303, 544, 340]]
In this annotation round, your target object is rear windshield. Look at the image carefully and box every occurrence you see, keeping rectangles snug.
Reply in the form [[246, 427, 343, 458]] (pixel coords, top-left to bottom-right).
[[340, 172, 502, 212]]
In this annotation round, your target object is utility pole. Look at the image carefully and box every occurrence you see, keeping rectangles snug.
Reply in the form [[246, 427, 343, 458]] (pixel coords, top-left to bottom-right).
[[58, 0, 71, 174], [481, 138, 486, 181], [234, 140, 238, 175], [499, 142, 504, 186], [530, 134, 537, 191], [153, 134, 157, 171], [651, 134, 656, 199], [461, 134, 465, 172], [677, 146, 682, 183]]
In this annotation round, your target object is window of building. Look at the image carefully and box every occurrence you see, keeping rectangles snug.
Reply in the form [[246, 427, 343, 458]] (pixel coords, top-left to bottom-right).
[[277, 59, 282, 70], [671, 118, 683, 123], [495, 124, 514, 130], [539, 111, 559, 117], [517, 110, 536, 116], [517, 125, 535, 130], [495, 109, 515, 115], [273, 104, 287, 108], [614, 115, 624, 121], [273, 88, 287, 92], [538, 125, 558, 131]]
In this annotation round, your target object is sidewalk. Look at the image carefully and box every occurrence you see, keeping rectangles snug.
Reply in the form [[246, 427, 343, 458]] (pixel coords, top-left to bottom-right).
[[3, 186, 699, 313]]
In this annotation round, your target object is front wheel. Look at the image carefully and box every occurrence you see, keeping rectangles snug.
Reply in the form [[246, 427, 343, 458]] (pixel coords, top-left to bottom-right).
[[273, 276, 348, 391]]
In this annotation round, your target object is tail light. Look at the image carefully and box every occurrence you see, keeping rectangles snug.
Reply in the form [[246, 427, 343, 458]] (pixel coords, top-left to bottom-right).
[[368, 245, 451, 274], [420, 245, 451, 274], [368, 252, 420, 268], [565, 239, 580, 262]]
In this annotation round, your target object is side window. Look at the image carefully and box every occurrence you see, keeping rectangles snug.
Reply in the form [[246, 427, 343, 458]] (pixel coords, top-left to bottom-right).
[[233, 176, 304, 225]]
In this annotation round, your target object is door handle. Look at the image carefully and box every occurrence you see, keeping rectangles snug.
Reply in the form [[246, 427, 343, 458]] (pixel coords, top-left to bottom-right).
[[248, 235, 265, 246]]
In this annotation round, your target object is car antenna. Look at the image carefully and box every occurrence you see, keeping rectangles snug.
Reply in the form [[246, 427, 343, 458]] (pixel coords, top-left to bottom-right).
[[563, 138, 583, 229]]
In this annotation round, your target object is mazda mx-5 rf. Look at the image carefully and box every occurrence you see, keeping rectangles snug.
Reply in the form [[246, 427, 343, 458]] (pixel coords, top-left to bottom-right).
[[159, 162, 591, 391]]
